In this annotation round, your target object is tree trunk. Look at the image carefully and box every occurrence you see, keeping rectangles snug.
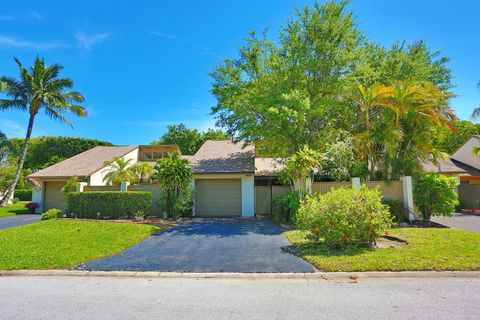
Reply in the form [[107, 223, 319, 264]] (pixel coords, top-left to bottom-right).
[[0, 113, 35, 207]]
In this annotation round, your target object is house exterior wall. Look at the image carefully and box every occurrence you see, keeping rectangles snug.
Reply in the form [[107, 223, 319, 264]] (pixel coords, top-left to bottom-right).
[[88, 148, 139, 186], [31, 181, 44, 213], [452, 137, 480, 169]]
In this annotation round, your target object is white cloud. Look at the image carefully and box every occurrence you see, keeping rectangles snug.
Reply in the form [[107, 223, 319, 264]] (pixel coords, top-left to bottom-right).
[[75, 31, 112, 51], [149, 31, 217, 57], [0, 35, 68, 50], [149, 31, 188, 42]]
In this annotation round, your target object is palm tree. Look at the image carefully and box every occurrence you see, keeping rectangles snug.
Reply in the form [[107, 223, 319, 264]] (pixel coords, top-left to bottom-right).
[[390, 81, 455, 178], [0, 57, 86, 206], [348, 83, 399, 179], [281, 146, 322, 199], [102, 158, 138, 184], [130, 162, 156, 183]]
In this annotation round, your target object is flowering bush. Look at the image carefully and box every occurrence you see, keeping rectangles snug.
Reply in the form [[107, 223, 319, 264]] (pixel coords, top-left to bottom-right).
[[295, 187, 392, 248]]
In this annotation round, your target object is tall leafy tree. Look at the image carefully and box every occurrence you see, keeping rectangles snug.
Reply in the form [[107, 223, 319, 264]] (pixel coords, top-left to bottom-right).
[[210, 1, 453, 158], [211, 1, 362, 156], [8, 136, 112, 170], [152, 123, 228, 155], [0, 130, 11, 163], [437, 120, 480, 153], [0, 57, 87, 206]]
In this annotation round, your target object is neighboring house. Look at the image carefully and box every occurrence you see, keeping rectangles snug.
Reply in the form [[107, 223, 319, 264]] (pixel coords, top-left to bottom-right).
[[450, 135, 480, 184], [28, 145, 181, 212], [28, 140, 283, 217]]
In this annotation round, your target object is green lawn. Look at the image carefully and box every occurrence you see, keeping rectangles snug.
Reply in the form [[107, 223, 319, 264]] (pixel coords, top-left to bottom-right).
[[0, 220, 160, 270], [285, 228, 480, 272], [0, 201, 29, 217]]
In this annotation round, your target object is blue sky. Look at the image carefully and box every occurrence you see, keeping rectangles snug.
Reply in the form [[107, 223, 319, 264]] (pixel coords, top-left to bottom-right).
[[0, 0, 479, 145]]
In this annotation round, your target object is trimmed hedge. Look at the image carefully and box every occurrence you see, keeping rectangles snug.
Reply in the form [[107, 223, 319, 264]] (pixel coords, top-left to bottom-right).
[[14, 189, 32, 201], [66, 191, 152, 219]]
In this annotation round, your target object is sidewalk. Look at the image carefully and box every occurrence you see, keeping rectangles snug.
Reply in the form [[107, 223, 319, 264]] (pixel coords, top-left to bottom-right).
[[2, 269, 479, 280]]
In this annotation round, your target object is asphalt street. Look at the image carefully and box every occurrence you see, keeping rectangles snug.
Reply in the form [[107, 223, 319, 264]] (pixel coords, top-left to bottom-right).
[[0, 276, 478, 320]]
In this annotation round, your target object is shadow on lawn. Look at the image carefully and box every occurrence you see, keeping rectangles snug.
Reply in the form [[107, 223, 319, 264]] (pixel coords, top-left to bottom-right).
[[284, 242, 375, 259], [285, 234, 408, 259]]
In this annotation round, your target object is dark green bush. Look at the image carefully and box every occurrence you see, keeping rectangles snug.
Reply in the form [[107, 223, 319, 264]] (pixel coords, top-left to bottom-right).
[[273, 191, 300, 223], [41, 208, 63, 220], [14, 189, 32, 201], [66, 191, 152, 219], [382, 199, 405, 223]]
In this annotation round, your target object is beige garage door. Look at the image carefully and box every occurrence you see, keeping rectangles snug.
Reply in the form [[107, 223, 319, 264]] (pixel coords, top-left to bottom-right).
[[195, 179, 242, 217], [44, 181, 67, 212]]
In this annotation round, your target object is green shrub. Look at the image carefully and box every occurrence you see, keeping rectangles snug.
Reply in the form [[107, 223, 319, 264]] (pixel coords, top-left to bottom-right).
[[41, 208, 63, 220], [273, 191, 300, 223], [296, 187, 392, 248], [11, 197, 19, 204], [413, 173, 459, 222], [135, 211, 146, 219], [66, 191, 152, 219], [14, 189, 32, 201], [382, 199, 405, 223], [159, 187, 194, 219]]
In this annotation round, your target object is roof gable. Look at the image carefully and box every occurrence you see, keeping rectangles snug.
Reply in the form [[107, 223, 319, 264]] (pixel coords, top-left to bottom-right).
[[29, 146, 138, 179], [188, 140, 255, 174]]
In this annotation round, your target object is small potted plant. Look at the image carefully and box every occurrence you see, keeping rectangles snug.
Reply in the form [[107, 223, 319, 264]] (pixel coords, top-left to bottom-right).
[[25, 202, 39, 214], [134, 211, 146, 221]]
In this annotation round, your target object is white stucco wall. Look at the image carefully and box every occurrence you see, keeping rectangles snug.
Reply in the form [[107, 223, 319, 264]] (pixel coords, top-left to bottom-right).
[[451, 137, 480, 169], [241, 175, 255, 217], [88, 148, 139, 186]]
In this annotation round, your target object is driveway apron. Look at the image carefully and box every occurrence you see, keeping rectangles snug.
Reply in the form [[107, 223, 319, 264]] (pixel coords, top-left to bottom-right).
[[0, 214, 41, 230], [81, 219, 315, 273]]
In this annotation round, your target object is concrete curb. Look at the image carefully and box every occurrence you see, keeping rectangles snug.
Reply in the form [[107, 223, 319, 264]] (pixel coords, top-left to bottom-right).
[[0, 270, 479, 280]]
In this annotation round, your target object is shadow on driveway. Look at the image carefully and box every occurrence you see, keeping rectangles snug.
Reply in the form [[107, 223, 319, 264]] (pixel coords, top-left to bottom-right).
[[80, 219, 315, 273]]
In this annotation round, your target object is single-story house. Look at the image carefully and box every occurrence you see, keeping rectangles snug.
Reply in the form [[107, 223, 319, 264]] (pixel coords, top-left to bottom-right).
[[449, 135, 480, 184], [28, 140, 284, 217]]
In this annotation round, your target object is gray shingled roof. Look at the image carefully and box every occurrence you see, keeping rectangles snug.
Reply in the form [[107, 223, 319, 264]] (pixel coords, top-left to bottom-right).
[[188, 140, 255, 174], [29, 146, 138, 179], [255, 158, 285, 176], [421, 158, 466, 174]]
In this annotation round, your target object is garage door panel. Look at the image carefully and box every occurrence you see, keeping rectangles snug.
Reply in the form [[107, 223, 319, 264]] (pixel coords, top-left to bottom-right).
[[44, 181, 67, 212], [195, 179, 241, 217]]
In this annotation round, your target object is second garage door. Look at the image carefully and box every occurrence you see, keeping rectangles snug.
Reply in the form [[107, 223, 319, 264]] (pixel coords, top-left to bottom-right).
[[195, 179, 242, 217]]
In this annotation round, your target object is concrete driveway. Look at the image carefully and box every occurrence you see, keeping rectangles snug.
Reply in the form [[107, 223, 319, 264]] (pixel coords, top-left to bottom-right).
[[432, 213, 480, 232], [0, 214, 41, 230], [81, 219, 315, 273]]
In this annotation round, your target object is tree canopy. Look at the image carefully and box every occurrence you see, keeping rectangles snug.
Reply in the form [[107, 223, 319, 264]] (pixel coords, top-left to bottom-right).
[[210, 0, 453, 160], [9, 136, 113, 170], [436, 120, 480, 154], [152, 123, 229, 155]]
